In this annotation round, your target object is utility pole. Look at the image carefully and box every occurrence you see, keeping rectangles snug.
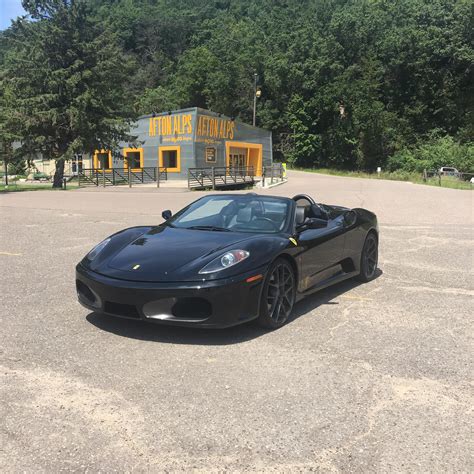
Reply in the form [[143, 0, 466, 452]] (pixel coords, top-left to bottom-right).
[[1, 142, 9, 187], [253, 73, 258, 127], [3, 158, 7, 187]]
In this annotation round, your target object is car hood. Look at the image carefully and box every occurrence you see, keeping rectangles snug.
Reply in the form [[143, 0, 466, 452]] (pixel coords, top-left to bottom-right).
[[98, 225, 259, 282]]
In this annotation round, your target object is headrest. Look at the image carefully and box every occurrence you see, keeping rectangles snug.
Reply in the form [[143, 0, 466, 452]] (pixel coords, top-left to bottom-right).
[[295, 206, 306, 225], [236, 207, 252, 223], [310, 203, 327, 219], [252, 202, 264, 217]]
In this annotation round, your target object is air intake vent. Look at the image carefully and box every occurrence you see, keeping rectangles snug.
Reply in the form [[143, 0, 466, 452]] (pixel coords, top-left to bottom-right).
[[76, 280, 96, 304], [171, 298, 212, 319], [104, 301, 140, 319]]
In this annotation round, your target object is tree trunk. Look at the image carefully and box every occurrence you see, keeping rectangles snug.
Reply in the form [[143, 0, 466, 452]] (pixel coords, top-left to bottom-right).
[[3, 159, 8, 186], [53, 158, 65, 188]]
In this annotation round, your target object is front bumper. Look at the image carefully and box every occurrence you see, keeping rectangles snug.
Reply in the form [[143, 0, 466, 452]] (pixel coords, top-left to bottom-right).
[[76, 264, 266, 328]]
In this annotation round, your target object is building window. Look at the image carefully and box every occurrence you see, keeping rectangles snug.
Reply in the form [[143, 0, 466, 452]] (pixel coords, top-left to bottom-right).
[[123, 148, 144, 171], [163, 151, 177, 168], [159, 146, 180, 172], [93, 150, 112, 170], [128, 152, 141, 169], [72, 155, 83, 174]]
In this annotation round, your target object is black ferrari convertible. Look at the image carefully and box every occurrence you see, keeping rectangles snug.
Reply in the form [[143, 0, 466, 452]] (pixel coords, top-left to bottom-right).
[[76, 193, 378, 329]]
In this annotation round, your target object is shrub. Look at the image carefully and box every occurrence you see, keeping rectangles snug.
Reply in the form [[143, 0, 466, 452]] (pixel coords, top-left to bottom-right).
[[387, 137, 474, 173], [7, 159, 27, 175]]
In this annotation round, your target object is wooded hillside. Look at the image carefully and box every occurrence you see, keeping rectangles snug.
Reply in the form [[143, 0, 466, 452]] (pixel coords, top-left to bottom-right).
[[1, 0, 473, 173]]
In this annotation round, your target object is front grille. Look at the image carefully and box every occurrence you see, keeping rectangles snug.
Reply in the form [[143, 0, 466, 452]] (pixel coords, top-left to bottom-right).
[[104, 301, 140, 319]]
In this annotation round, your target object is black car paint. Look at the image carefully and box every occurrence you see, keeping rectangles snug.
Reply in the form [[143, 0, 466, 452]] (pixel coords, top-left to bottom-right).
[[76, 263, 266, 327], [289, 207, 376, 295], [76, 194, 378, 327], [82, 225, 292, 283]]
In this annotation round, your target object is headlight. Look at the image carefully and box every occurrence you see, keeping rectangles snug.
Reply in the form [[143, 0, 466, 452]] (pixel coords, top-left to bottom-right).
[[199, 249, 249, 274], [86, 238, 111, 261]]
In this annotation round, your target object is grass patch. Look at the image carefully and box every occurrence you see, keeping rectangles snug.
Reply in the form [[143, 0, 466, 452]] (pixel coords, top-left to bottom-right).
[[0, 183, 70, 192], [292, 168, 473, 190], [1, 178, 80, 192]]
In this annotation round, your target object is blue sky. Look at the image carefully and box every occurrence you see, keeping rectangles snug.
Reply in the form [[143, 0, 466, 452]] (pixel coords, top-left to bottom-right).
[[0, 0, 27, 30]]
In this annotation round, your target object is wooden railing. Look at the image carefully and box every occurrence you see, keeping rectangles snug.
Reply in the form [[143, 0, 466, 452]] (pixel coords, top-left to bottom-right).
[[78, 167, 167, 187], [188, 166, 255, 190]]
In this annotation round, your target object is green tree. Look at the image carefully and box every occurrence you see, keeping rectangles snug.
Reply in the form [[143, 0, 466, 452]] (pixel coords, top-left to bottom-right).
[[1, 0, 472, 174], [0, 71, 21, 185], [3, 0, 136, 187]]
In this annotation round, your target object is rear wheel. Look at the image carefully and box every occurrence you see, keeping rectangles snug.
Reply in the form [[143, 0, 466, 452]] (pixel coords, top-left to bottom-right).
[[257, 258, 296, 329], [356, 232, 378, 282]]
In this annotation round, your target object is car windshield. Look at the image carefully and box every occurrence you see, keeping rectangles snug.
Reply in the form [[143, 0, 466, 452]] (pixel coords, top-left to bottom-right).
[[167, 195, 291, 234]]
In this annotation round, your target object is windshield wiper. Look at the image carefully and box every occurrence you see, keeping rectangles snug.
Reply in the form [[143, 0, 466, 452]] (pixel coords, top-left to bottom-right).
[[187, 225, 232, 232]]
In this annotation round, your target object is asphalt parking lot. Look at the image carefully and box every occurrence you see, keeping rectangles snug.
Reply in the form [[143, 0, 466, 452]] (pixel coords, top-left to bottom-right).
[[1, 170, 473, 472]]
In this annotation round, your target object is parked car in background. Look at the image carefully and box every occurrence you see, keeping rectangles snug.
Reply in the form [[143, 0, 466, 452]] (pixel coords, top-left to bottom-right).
[[439, 166, 459, 176]]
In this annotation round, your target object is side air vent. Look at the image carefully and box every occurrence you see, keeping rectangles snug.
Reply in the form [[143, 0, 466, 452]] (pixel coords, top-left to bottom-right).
[[104, 301, 140, 319], [76, 280, 97, 304]]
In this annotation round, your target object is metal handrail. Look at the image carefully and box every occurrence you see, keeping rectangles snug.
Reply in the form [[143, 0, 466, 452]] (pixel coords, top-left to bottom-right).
[[262, 163, 284, 186], [78, 167, 168, 187]]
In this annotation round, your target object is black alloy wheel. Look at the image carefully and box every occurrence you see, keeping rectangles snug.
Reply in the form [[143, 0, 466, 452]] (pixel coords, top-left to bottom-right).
[[357, 232, 378, 282], [257, 258, 296, 328]]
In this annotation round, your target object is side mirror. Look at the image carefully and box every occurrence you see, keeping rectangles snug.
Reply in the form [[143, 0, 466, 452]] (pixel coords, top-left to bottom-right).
[[343, 210, 357, 227], [162, 210, 172, 220]]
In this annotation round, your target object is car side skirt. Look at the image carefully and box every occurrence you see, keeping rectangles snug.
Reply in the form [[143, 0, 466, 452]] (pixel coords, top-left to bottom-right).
[[296, 268, 359, 301]]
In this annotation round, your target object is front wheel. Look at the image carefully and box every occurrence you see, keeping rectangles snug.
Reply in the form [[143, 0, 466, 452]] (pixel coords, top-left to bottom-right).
[[257, 258, 296, 329], [356, 232, 378, 282]]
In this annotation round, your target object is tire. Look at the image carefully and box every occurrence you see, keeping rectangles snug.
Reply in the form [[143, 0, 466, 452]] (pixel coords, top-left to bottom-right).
[[257, 258, 296, 329], [356, 232, 378, 282]]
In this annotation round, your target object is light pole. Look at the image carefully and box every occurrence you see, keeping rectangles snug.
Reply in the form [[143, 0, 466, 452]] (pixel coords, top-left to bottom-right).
[[1, 142, 9, 188], [253, 73, 258, 126]]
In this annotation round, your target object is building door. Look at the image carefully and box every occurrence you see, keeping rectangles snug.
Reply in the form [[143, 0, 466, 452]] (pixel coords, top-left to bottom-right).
[[226, 142, 263, 176], [229, 147, 247, 174]]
